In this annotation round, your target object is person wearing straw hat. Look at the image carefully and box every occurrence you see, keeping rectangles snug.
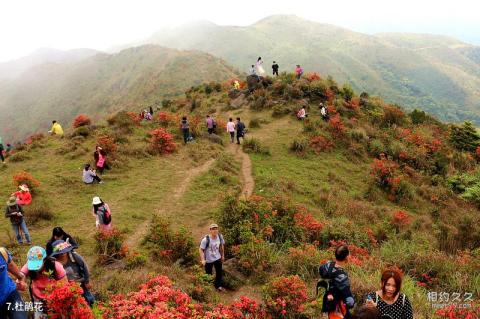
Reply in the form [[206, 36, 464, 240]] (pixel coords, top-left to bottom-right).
[[13, 184, 32, 206], [0, 247, 28, 319], [199, 223, 225, 291], [5, 196, 31, 245], [50, 240, 95, 306], [21, 246, 66, 319]]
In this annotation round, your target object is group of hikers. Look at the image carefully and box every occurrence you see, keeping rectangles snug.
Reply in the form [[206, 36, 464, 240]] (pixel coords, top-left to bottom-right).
[[140, 106, 155, 121], [248, 57, 303, 79], [181, 115, 246, 145], [296, 102, 329, 121], [82, 145, 111, 184], [196, 224, 414, 319]]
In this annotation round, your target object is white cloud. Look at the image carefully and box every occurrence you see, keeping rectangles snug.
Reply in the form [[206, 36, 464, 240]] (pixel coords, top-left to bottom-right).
[[0, 0, 479, 62]]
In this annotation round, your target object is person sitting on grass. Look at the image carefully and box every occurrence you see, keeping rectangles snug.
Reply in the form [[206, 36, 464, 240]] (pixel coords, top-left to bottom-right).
[[83, 164, 103, 184], [49, 240, 95, 307], [13, 184, 32, 206], [48, 120, 64, 136], [199, 224, 225, 292], [297, 107, 307, 120]]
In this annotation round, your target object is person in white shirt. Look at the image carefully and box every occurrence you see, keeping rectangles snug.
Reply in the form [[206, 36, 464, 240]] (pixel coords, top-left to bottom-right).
[[226, 118, 236, 143]]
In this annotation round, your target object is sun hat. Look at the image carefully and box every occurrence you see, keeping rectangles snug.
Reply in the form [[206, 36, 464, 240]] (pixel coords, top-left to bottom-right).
[[209, 223, 219, 229], [19, 184, 29, 191], [50, 240, 74, 257], [92, 196, 102, 205], [6, 196, 17, 206], [27, 246, 46, 271]]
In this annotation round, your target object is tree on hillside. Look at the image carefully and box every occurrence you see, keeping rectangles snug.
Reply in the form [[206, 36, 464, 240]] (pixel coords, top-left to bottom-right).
[[450, 121, 480, 152]]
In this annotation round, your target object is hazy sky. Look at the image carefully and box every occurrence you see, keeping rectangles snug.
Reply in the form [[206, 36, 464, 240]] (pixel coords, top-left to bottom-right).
[[1, 0, 479, 62]]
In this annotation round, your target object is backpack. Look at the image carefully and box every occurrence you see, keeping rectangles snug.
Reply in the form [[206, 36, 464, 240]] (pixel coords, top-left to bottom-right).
[[97, 205, 111, 225], [202, 234, 224, 250], [67, 251, 87, 281], [317, 262, 348, 312]]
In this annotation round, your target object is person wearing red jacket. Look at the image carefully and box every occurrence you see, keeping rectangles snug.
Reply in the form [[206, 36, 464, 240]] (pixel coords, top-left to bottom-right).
[[14, 185, 32, 206]]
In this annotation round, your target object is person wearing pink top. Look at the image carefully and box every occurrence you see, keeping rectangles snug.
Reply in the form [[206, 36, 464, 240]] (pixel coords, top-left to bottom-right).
[[295, 64, 304, 79]]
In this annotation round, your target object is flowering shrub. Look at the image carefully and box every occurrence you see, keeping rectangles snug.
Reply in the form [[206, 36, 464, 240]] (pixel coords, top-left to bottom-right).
[[25, 133, 46, 145], [263, 275, 308, 318], [347, 97, 360, 111], [436, 304, 480, 319], [306, 72, 321, 82], [72, 114, 91, 128], [143, 216, 196, 265], [309, 136, 334, 154], [44, 281, 94, 319], [371, 155, 403, 200], [158, 111, 179, 126], [148, 128, 177, 155], [328, 114, 345, 137], [286, 244, 325, 280], [12, 171, 40, 193], [382, 105, 406, 127], [234, 235, 277, 277], [126, 112, 141, 124], [97, 135, 117, 156], [391, 210, 412, 232], [294, 207, 324, 241], [94, 228, 126, 264]]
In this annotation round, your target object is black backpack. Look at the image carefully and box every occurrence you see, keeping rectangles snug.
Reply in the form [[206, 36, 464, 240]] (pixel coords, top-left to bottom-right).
[[97, 206, 111, 225], [202, 234, 224, 250], [317, 261, 347, 312]]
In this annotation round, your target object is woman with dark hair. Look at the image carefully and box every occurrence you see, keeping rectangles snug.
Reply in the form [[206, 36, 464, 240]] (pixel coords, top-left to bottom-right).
[[93, 146, 110, 174], [255, 57, 265, 75], [46, 227, 78, 256], [92, 196, 112, 231], [365, 268, 413, 319], [83, 164, 102, 184]]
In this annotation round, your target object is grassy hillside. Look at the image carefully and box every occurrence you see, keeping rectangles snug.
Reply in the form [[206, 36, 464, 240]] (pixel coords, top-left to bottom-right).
[[146, 15, 480, 125], [0, 45, 240, 142], [1, 73, 479, 318]]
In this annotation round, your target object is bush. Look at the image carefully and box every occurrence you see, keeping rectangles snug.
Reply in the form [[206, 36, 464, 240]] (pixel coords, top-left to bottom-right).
[[290, 138, 309, 155], [25, 199, 53, 225], [249, 118, 262, 128], [328, 113, 346, 137], [349, 128, 368, 142], [12, 171, 40, 193], [272, 104, 294, 117], [72, 126, 90, 137], [8, 151, 31, 162], [107, 111, 139, 133], [309, 136, 333, 154], [382, 105, 406, 127], [94, 228, 126, 264], [232, 235, 278, 278], [72, 114, 91, 128], [45, 281, 94, 319], [284, 244, 328, 280], [148, 128, 177, 155], [243, 138, 270, 155], [124, 252, 147, 270], [142, 216, 196, 265], [263, 275, 308, 318], [341, 84, 354, 102], [97, 135, 118, 156], [367, 139, 386, 156]]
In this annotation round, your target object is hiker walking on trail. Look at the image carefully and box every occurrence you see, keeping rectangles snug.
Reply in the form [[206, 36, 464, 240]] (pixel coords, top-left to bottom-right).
[[295, 65, 304, 79], [94, 146, 110, 174], [48, 120, 64, 136], [318, 245, 355, 319], [46, 227, 78, 256], [206, 115, 215, 135], [83, 164, 102, 184], [235, 117, 246, 145], [256, 57, 265, 76], [0, 247, 28, 319], [181, 116, 191, 144], [0, 137, 5, 164], [5, 196, 31, 245], [13, 184, 32, 206], [199, 224, 225, 291], [227, 118, 236, 143], [92, 196, 112, 231], [365, 268, 413, 319], [50, 240, 95, 306], [272, 61, 279, 76], [21, 246, 67, 319]]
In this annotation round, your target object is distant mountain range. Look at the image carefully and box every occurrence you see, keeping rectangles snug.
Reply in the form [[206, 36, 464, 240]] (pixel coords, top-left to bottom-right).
[[141, 15, 480, 124], [0, 45, 239, 142]]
